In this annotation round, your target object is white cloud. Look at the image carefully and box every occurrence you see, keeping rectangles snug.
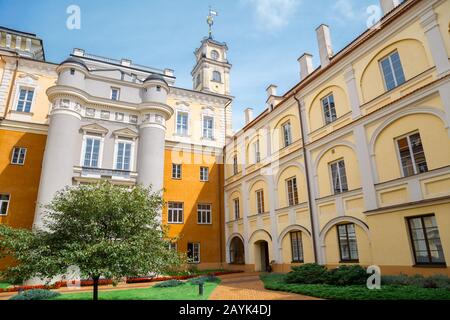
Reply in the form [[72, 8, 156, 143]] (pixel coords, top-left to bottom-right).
[[244, 0, 300, 31], [331, 0, 366, 24]]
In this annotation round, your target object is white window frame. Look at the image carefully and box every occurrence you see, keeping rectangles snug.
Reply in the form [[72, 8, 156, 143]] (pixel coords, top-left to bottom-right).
[[395, 131, 428, 177], [111, 87, 120, 101], [168, 202, 184, 224], [0, 194, 10, 216], [329, 159, 348, 194], [379, 50, 406, 91], [233, 198, 240, 220], [172, 164, 182, 180], [202, 115, 215, 140], [321, 93, 337, 125], [115, 112, 124, 121], [175, 110, 190, 136], [256, 189, 265, 214], [14, 86, 36, 113], [188, 242, 201, 264], [113, 139, 135, 171], [197, 204, 212, 225], [286, 176, 299, 207], [254, 140, 261, 163], [200, 167, 209, 182], [282, 121, 292, 147], [11, 147, 27, 165], [80, 134, 104, 168]]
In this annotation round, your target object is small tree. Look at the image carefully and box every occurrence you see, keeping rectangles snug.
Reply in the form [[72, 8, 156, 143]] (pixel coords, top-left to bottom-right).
[[0, 182, 183, 300]]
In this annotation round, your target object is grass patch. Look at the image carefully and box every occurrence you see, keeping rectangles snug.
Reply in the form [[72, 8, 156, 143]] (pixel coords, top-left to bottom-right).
[[261, 273, 450, 300], [0, 282, 11, 289], [52, 282, 219, 300]]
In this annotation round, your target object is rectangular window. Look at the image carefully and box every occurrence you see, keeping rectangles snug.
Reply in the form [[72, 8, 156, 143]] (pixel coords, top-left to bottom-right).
[[200, 167, 209, 182], [172, 164, 182, 179], [131, 74, 137, 83], [129, 115, 138, 124], [0, 194, 10, 216], [330, 160, 348, 194], [290, 231, 304, 263], [254, 140, 261, 163], [16, 88, 34, 113], [83, 137, 101, 168], [176, 112, 189, 136], [197, 204, 212, 224], [202, 116, 214, 139], [337, 223, 359, 262], [380, 51, 406, 91], [115, 112, 124, 121], [233, 156, 239, 175], [233, 198, 240, 220], [115, 141, 132, 171], [408, 215, 446, 265], [256, 189, 265, 214], [321, 94, 337, 125], [11, 147, 27, 165], [187, 243, 200, 263], [396, 132, 428, 177], [169, 242, 177, 251], [168, 202, 183, 224], [100, 110, 110, 120], [86, 108, 96, 117], [286, 177, 299, 206], [282, 122, 292, 147], [111, 88, 120, 101]]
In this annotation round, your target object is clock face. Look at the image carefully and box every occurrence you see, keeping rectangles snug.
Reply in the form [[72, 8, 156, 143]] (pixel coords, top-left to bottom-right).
[[211, 50, 219, 60]]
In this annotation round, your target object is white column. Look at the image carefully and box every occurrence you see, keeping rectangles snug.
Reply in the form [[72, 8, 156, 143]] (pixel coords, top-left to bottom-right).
[[420, 8, 450, 77], [224, 190, 230, 263], [0, 59, 15, 116], [241, 182, 250, 263], [344, 65, 362, 119], [25, 38, 32, 52], [15, 36, 22, 50], [353, 124, 378, 211], [34, 104, 82, 230], [5, 34, 11, 48], [438, 82, 450, 136], [202, 65, 210, 91], [267, 174, 280, 262]]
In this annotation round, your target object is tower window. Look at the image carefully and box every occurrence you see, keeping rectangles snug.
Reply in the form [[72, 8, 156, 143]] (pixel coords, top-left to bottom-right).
[[70, 68, 75, 75], [212, 71, 221, 83], [196, 74, 201, 88]]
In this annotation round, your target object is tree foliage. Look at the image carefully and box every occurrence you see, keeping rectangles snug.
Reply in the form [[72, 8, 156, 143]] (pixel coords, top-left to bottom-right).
[[0, 182, 184, 299]]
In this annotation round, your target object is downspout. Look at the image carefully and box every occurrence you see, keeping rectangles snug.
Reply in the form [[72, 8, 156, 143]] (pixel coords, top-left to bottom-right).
[[294, 94, 319, 264]]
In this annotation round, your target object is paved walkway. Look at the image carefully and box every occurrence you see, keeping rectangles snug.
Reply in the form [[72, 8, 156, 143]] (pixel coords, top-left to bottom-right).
[[209, 272, 320, 300]]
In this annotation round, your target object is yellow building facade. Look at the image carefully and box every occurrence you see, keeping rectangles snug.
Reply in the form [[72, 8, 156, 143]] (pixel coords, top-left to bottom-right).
[[224, 0, 450, 275]]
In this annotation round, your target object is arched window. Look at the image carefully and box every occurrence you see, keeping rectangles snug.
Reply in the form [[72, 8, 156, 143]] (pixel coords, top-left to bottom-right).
[[211, 50, 219, 60], [212, 71, 222, 83], [229, 237, 245, 264]]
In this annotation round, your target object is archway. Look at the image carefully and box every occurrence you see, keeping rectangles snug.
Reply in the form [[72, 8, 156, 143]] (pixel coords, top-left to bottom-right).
[[254, 240, 270, 272], [229, 236, 245, 264]]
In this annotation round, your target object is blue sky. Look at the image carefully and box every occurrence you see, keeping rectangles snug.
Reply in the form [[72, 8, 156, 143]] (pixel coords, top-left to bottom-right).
[[0, 0, 379, 130]]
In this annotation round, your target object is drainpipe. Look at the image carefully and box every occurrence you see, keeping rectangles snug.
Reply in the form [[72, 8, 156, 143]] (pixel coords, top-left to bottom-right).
[[294, 94, 319, 264]]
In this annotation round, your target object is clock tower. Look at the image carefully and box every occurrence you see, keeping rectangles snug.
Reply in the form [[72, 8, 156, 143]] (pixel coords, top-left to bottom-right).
[[191, 10, 232, 96]]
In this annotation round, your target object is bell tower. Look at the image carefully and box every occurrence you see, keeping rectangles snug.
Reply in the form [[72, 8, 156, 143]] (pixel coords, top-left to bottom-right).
[[192, 9, 231, 96]]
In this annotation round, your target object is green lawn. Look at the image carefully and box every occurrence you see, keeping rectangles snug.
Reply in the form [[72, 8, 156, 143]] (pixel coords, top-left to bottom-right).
[[261, 273, 450, 300], [0, 282, 11, 289], [52, 282, 219, 300]]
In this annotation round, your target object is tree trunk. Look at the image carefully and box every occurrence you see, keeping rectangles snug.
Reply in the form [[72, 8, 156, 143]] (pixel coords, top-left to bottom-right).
[[93, 275, 100, 301]]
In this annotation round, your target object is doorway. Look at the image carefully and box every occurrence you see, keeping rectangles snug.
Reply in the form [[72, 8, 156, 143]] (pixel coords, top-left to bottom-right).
[[255, 240, 270, 272]]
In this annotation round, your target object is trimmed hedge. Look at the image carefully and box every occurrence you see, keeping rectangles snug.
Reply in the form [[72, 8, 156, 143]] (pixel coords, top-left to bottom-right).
[[153, 280, 184, 288], [187, 275, 220, 285], [9, 289, 61, 300], [382, 274, 450, 289], [286, 264, 367, 286]]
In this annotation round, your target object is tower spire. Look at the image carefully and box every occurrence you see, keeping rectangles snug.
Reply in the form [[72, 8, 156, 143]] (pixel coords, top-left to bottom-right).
[[207, 7, 218, 39]]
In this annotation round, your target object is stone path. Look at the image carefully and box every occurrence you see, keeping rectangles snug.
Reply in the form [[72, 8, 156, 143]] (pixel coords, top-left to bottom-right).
[[209, 272, 320, 300]]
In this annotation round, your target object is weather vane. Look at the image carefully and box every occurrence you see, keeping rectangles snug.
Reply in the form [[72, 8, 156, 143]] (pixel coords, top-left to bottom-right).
[[207, 7, 218, 38]]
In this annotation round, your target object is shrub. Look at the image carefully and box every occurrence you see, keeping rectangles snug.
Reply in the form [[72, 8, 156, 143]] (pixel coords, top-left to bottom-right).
[[382, 274, 450, 289], [285, 264, 328, 284], [9, 289, 60, 300], [188, 275, 220, 285], [326, 265, 367, 286], [153, 279, 184, 288]]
